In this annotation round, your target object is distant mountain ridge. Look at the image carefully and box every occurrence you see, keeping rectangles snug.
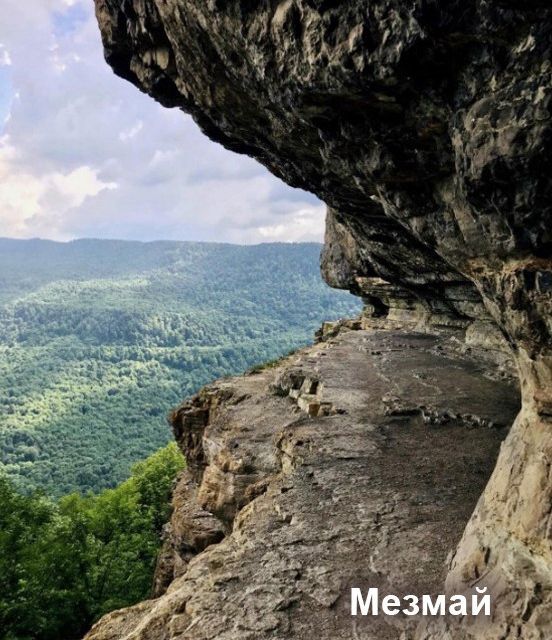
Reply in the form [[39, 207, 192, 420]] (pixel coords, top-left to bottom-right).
[[0, 238, 361, 496], [0, 237, 324, 301]]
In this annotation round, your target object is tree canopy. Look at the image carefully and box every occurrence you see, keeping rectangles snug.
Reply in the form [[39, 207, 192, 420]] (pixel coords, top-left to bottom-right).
[[0, 239, 360, 495], [0, 443, 184, 640]]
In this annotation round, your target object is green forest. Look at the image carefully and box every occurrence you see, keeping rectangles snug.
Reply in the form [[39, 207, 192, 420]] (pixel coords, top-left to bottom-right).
[[0, 443, 185, 640], [0, 237, 360, 639], [0, 238, 360, 496]]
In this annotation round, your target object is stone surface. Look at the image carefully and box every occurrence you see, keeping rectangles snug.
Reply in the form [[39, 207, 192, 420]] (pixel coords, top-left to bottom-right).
[[92, 2, 552, 637], [85, 324, 518, 640], [93, 0, 550, 329]]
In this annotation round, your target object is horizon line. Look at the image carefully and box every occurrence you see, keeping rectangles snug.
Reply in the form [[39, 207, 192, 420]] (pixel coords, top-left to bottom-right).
[[0, 236, 323, 248]]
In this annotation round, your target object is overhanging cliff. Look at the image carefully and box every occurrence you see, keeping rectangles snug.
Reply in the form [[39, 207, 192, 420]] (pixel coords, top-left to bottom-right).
[[91, 2, 552, 638]]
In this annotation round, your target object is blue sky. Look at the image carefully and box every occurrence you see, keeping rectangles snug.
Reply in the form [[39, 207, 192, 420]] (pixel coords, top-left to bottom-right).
[[0, 0, 324, 243]]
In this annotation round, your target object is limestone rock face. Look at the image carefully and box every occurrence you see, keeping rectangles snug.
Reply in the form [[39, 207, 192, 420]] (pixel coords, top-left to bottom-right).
[[85, 324, 518, 640], [92, 2, 551, 638], [94, 0, 550, 326]]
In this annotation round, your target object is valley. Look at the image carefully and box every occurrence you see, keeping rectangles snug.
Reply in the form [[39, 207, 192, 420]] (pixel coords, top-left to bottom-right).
[[0, 238, 360, 496]]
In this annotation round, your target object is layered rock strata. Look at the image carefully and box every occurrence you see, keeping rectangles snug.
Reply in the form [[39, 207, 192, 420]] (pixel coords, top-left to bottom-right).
[[86, 323, 518, 639], [93, 1, 551, 637]]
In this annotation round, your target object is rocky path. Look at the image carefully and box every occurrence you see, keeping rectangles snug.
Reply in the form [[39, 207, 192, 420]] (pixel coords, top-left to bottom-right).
[[86, 325, 518, 640]]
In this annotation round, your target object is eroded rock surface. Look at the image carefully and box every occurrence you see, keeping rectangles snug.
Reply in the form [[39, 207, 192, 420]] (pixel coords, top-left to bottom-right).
[[92, 2, 551, 637], [94, 0, 550, 329], [85, 324, 518, 640]]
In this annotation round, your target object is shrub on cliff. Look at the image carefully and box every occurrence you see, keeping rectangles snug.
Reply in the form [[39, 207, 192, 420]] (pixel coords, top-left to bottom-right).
[[0, 443, 184, 640]]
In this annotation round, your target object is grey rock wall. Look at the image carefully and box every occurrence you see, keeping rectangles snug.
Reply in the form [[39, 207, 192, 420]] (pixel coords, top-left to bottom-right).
[[92, 2, 552, 637], [85, 324, 519, 640]]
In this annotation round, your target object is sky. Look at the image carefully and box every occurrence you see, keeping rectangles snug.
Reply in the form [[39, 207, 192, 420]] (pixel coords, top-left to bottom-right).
[[0, 0, 325, 244]]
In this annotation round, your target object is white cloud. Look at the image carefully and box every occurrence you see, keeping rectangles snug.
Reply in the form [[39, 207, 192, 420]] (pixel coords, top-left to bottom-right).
[[119, 120, 144, 142], [50, 166, 117, 206], [0, 138, 117, 238], [0, 0, 324, 244], [255, 205, 326, 243], [0, 45, 11, 66]]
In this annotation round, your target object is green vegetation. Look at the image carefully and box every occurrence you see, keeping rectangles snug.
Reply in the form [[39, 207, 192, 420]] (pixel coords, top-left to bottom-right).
[[0, 443, 185, 640], [246, 350, 295, 374], [0, 237, 360, 638], [0, 238, 360, 495]]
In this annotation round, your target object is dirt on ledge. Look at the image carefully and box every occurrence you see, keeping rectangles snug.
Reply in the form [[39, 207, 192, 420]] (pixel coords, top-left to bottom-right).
[[85, 323, 519, 640]]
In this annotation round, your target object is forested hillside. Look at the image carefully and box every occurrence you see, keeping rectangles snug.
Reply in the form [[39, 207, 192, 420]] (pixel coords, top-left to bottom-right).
[[0, 443, 185, 640], [0, 238, 360, 496]]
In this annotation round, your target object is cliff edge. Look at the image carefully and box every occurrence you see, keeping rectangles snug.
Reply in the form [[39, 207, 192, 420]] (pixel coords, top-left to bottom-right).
[[86, 321, 518, 639], [91, 2, 551, 637]]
